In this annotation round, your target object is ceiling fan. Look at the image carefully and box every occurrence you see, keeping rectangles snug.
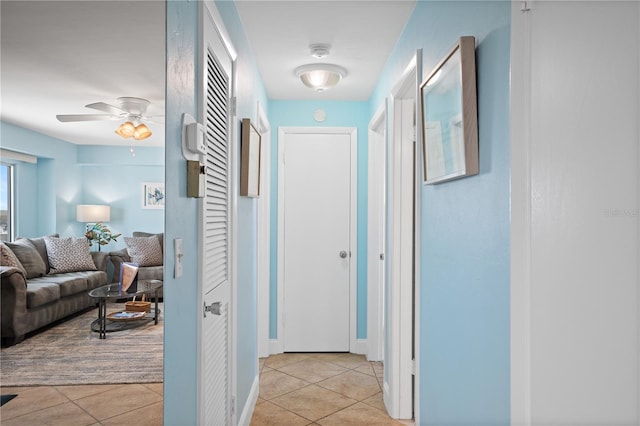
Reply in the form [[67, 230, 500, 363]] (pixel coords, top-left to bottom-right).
[[56, 97, 162, 140]]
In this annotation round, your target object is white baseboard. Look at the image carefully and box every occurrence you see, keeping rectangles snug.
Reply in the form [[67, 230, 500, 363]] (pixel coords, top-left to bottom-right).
[[383, 380, 395, 418], [353, 338, 368, 355], [268, 339, 282, 355], [237, 374, 259, 426], [268, 338, 368, 356]]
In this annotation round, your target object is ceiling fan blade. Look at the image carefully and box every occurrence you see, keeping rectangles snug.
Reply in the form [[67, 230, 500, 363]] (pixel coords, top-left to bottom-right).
[[56, 114, 117, 122], [142, 116, 165, 124], [85, 102, 125, 115]]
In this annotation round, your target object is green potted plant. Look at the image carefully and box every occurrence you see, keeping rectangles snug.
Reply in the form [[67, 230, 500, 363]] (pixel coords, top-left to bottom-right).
[[84, 222, 121, 251]]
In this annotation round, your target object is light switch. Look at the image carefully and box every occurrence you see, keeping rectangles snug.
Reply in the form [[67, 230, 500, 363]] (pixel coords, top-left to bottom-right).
[[174, 238, 183, 278]]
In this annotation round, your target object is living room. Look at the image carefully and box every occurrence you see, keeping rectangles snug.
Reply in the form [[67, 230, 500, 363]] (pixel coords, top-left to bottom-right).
[[1, 1, 167, 422]]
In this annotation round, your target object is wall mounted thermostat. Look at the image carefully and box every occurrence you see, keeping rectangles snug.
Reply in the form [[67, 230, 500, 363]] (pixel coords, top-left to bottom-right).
[[186, 122, 206, 155], [313, 109, 326, 122], [181, 113, 206, 198]]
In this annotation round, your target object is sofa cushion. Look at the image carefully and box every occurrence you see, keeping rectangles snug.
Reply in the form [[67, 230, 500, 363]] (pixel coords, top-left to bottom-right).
[[132, 232, 163, 254], [124, 236, 163, 267], [137, 265, 164, 282], [45, 236, 97, 274], [26, 282, 61, 308], [0, 242, 27, 278], [22, 234, 59, 274], [6, 239, 47, 279]]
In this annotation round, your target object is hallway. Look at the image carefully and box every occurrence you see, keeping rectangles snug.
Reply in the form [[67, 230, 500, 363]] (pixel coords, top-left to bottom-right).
[[251, 353, 411, 425]]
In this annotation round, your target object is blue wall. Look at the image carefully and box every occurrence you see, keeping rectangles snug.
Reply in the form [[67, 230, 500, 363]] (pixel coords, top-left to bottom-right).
[[370, 1, 511, 424], [164, 1, 269, 423], [164, 1, 199, 423], [216, 0, 270, 416], [268, 100, 370, 340], [0, 122, 163, 246]]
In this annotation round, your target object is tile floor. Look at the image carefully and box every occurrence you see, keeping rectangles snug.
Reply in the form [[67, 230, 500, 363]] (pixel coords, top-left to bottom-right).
[[0, 353, 412, 426], [251, 352, 413, 426], [0, 383, 163, 426]]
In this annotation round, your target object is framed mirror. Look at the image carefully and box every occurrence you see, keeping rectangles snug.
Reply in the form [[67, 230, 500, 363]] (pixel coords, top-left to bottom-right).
[[420, 36, 478, 184], [240, 118, 261, 197]]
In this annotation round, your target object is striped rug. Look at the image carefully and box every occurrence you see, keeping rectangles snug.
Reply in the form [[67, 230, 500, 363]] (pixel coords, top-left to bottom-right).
[[0, 303, 163, 386]]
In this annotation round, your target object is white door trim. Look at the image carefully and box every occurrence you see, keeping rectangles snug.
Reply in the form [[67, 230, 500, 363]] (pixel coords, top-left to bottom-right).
[[510, 2, 533, 425], [367, 100, 388, 362], [276, 126, 358, 353], [256, 101, 271, 359], [385, 50, 421, 421]]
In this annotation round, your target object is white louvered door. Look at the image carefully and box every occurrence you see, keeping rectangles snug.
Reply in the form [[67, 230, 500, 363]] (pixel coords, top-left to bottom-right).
[[199, 4, 233, 425]]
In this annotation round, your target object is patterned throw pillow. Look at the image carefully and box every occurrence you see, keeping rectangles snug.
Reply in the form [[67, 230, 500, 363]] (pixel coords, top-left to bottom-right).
[[124, 236, 163, 267], [0, 242, 27, 277], [44, 236, 97, 274], [132, 232, 164, 254], [5, 239, 47, 278]]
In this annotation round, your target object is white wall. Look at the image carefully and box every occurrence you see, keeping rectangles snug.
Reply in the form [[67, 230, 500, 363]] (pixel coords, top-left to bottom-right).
[[511, 1, 639, 424]]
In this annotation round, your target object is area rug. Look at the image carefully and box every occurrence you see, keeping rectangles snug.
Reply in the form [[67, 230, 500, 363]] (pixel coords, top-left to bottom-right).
[[0, 303, 163, 386]]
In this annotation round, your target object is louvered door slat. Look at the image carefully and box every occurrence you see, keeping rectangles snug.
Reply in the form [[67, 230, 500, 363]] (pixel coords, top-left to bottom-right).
[[201, 30, 231, 425]]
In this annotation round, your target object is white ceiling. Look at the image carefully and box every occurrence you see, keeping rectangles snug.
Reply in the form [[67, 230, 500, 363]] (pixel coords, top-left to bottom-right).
[[1, 1, 415, 147], [235, 0, 416, 101]]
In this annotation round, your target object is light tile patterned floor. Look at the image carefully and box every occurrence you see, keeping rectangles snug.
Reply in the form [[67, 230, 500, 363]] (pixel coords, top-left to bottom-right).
[[251, 352, 413, 426], [0, 383, 163, 426], [0, 353, 413, 425]]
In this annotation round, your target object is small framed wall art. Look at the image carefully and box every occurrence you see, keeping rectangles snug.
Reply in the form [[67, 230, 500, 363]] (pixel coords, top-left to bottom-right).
[[142, 182, 165, 209], [420, 35, 479, 184], [240, 118, 261, 197]]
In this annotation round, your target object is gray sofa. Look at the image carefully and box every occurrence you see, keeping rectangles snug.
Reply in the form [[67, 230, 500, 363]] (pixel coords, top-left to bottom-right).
[[108, 232, 163, 298], [1, 235, 109, 346]]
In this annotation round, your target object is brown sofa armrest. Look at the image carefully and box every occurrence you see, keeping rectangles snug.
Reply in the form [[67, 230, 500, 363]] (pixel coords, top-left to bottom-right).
[[108, 249, 131, 283], [91, 251, 109, 273], [1, 266, 29, 342]]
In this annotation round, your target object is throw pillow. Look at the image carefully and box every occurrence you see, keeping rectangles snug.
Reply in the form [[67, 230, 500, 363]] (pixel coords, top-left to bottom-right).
[[44, 236, 97, 274], [124, 236, 163, 267], [132, 232, 164, 254], [5, 239, 47, 278], [0, 242, 27, 277], [20, 234, 59, 274]]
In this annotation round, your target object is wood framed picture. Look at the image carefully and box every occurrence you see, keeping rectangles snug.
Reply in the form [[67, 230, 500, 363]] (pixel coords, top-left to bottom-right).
[[240, 118, 261, 197], [420, 35, 479, 184], [142, 182, 165, 209]]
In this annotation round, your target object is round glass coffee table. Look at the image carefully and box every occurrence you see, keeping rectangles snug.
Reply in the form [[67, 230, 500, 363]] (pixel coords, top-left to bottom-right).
[[88, 280, 163, 339]]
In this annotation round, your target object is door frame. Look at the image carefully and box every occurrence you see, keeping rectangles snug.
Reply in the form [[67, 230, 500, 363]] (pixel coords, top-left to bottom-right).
[[385, 50, 421, 421], [367, 100, 388, 361], [275, 126, 358, 353], [256, 101, 271, 359]]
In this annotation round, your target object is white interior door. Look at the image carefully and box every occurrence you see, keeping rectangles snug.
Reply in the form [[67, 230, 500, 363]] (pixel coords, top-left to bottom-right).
[[281, 130, 355, 352], [198, 3, 235, 425]]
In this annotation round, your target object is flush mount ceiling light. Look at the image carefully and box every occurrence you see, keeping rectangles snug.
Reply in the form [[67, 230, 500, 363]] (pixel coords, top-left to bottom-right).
[[295, 64, 347, 92]]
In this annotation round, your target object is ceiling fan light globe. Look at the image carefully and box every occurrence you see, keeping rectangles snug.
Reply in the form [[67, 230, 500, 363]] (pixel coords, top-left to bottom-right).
[[133, 123, 152, 140], [115, 121, 135, 138]]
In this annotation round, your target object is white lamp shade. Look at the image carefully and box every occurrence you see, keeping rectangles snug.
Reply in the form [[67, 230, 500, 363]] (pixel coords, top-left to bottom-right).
[[76, 205, 110, 222]]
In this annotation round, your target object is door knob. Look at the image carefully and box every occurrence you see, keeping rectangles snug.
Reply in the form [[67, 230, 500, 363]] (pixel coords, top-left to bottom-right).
[[339, 251, 348, 259], [203, 301, 221, 317]]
